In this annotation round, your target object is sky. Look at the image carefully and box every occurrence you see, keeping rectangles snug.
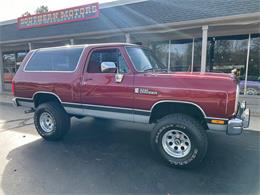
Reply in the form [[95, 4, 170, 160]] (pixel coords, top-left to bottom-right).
[[0, 0, 117, 22]]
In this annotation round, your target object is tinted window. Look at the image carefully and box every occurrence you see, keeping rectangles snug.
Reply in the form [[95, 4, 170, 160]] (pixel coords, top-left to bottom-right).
[[87, 49, 128, 73], [25, 47, 83, 71]]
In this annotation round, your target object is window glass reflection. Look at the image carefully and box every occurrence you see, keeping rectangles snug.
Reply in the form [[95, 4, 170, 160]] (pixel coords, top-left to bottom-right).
[[152, 41, 169, 67], [241, 35, 260, 95], [170, 40, 192, 71]]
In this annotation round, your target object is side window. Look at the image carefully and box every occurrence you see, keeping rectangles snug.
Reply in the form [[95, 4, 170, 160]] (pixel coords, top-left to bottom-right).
[[25, 47, 83, 71], [87, 49, 128, 73]]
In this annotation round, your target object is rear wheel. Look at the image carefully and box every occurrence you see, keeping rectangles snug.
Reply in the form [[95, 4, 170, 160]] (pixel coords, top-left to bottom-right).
[[151, 113, 207, 168], [34, 102, 70, 141]]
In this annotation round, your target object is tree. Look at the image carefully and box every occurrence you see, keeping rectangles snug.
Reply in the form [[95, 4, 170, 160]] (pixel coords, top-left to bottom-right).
[[35, 5, 48, 14], [21, 11, 31, 17]]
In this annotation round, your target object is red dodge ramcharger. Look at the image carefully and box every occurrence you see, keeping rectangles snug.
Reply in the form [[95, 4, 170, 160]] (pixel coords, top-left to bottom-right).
[[12, 43, 250, 168]]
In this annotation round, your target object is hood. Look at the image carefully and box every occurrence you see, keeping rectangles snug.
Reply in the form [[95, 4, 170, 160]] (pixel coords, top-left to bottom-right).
[[142, 71, 237, 92], [160, 71, 235, 80]]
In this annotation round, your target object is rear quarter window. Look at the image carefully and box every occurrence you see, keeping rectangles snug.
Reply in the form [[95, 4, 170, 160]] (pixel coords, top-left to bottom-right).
[[25, 47, 83, 71]]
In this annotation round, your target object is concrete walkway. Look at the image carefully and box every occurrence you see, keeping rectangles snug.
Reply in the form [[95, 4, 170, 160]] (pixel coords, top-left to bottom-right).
[[0, 92, 13, 106]]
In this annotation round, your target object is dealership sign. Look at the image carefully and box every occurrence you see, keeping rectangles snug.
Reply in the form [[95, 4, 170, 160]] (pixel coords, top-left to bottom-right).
[[17, 3, 99, 29]]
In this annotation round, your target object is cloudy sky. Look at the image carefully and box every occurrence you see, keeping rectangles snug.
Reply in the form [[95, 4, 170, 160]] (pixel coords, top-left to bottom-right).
[[0, 0, 117, 22]]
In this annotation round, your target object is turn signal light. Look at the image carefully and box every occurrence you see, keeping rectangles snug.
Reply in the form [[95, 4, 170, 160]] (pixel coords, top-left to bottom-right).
[[211, 120, 225, 125]]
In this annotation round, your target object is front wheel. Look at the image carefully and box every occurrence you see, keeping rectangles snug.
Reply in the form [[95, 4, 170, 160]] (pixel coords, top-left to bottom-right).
[[34, 102, 70, 141], [151, 113, 208, 168]]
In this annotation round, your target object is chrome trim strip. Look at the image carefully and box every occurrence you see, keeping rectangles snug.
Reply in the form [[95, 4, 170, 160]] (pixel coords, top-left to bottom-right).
[[205, 117, 229, 121], [233, 84, 240, 115], [32, 91, 62, 102], [13, 96, 33, 100], [63, 106, 84, 116], [23, 46, 86, 73], [22, 50, 36, 72], [64, 105, 149, 123], [16, 91, 230, 122], [134, 114, 150, 123], [63, 101, 150, 114], [15, 98, 34, 108], [27, 91, 150, 114], [150, 100, 207, 118], [12, 98, 18, 107], [207, 123, 227, 131]]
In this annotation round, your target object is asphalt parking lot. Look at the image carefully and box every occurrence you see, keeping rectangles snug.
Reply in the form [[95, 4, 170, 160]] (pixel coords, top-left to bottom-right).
[[0, 104, 259, 194]]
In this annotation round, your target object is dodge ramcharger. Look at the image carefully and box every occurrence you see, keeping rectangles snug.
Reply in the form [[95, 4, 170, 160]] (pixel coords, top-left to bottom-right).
[[12, 43, 250, 168]]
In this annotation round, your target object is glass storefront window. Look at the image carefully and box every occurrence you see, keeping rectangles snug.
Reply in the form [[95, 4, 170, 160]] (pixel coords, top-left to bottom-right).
[[206, 34, 259, 96], [206, 35, 248, 74], [169, 39, 193, 71], [2, 50, 28, 90], [3, 53, 16, 84], [16, 51, 27, 63], [152, 41, 169, 67], [193, 38, 202, 72], [151, 33, 259, 96], [242, 34, 260, 96]]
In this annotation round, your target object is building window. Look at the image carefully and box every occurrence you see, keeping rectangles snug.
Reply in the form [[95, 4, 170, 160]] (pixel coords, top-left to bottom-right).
[[206, 35, 248, 74], [242, 34, 260, 96], [193, 38, 202, 72], [152, 41, 169, 68], [3, 50, 29, 91], [169, 39, 193, 72], [206, 34, 259, 96]]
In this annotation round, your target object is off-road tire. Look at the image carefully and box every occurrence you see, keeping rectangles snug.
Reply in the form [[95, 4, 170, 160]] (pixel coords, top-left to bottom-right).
[[34, 102, 70, 141], [151, 113, 208, 168]]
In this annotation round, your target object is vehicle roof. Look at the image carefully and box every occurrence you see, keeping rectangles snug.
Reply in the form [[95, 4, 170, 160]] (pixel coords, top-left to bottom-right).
[[34, 42, 138, 51]]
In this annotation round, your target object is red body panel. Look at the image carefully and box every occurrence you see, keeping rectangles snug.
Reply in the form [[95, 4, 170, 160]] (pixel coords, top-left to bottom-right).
[[13, 43, 237, 119]]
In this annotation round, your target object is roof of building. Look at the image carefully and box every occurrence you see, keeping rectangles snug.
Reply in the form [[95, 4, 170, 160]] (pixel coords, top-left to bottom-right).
[[0, 0, 259, 43]]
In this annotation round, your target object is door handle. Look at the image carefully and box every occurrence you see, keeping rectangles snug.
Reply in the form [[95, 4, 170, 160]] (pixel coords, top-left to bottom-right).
[[82, 78, 93, 85]]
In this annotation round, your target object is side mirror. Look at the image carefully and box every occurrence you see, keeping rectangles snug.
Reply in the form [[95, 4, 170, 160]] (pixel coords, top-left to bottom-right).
[[101, 62, 117, 73]]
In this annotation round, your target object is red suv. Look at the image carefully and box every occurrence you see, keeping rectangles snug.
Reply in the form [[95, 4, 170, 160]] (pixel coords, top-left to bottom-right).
[[12, 43, 250, 168]]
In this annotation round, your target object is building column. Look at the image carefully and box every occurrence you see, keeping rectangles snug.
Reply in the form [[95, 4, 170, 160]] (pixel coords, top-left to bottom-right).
[[167, 40, 171, 72], [244, 34, 251, 95], [125, 33, 131, 43], [70, 38, 74, 45], [191, 38, 195, 72], [201, 25, 208, 72], [0, 47, 3, 93], [28, 42, 32, 50]]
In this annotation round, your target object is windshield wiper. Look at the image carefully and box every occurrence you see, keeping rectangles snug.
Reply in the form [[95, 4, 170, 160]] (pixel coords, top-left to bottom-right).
[[143, 68, 168, 73], [143, 68, 154, 72]]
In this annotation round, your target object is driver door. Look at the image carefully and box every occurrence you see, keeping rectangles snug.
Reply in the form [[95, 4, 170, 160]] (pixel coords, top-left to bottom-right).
[[81, 47, 135, 121]]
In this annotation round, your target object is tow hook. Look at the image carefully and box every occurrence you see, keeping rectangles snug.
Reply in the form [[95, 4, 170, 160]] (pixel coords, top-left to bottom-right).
[[24, 108, 35, 114]]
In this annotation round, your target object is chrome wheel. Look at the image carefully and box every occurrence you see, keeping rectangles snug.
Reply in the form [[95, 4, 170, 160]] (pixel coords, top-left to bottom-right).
[[246, 88, 258, 96], [39, 112, 55, 133], [162, 129, 191, 158]]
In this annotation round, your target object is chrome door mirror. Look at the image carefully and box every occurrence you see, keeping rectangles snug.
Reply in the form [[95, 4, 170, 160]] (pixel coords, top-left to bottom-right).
[[101, 62, 117, 73], [115, 73, 124, 83]]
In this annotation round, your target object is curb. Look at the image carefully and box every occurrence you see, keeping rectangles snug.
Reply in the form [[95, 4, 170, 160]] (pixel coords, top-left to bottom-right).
[[0, 101, 13, 107]]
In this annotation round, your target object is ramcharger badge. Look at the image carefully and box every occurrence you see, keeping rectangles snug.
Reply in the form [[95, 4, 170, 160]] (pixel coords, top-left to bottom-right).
[[135, 88, 158, 95]]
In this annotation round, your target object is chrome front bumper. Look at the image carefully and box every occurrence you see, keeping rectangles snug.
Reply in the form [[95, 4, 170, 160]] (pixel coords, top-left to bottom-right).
[[12, 97, 19, 107], [227, 101, 250, 135], [208, 101, 250, 135]]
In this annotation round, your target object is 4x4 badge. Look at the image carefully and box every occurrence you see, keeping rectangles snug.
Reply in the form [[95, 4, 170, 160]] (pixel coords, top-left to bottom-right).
[[134, 88, 158, 95]]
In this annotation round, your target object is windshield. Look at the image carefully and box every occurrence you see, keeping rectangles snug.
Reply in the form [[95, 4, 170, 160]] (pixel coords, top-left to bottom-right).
[[126, 47, 166, 72]]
